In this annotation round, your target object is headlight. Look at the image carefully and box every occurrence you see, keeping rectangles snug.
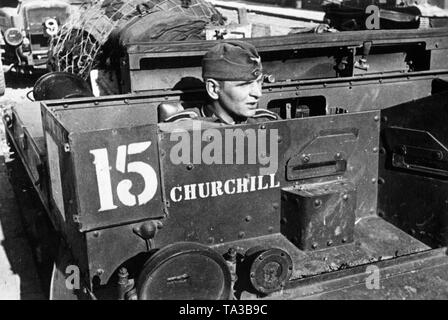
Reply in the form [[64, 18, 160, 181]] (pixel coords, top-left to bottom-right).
[[4, 28, 23, 47]]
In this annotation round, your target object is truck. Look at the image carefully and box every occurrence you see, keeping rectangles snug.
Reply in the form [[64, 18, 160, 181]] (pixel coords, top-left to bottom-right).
[[0, 0, 93, 95], [2, 1, 448, 300]]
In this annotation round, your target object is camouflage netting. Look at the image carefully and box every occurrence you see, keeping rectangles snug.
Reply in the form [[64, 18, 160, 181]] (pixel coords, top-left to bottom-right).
[[48, 0, 226, 79]]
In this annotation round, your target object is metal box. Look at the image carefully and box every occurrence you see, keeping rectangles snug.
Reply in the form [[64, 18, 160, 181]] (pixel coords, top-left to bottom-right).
[[281, 180, 356, 251], [41, 96, 164, 232]]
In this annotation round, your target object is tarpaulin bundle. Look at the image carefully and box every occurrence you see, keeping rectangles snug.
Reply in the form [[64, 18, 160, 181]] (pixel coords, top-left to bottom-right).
[[119, 12, 209, 44], [103, 0, 226, 44], [48, 0, 226, 79]]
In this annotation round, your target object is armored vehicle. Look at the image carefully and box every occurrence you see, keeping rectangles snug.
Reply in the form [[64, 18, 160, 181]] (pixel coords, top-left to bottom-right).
[[2, 0, 448, 300]]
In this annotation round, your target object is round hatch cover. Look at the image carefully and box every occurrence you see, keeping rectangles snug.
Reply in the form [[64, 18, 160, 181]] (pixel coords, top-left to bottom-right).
[[137, 242, 231, 300], [248, 247, 293, 294]]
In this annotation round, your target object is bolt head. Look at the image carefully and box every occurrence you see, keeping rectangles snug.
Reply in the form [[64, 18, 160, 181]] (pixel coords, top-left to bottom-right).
[[227, 247, 236, 256], [118, 267, 128, 276]]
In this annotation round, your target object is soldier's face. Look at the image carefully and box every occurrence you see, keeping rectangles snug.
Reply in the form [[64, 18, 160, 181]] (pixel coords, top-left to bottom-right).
[[218, 76, 263, 119]]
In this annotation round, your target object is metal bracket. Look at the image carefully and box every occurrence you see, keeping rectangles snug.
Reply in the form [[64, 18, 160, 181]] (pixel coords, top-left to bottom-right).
[[385, 127, 448, 178], [354, 42, 372, 71]]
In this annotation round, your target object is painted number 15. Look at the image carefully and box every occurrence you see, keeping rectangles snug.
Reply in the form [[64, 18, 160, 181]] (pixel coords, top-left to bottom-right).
[[90, 141, 158, 212]]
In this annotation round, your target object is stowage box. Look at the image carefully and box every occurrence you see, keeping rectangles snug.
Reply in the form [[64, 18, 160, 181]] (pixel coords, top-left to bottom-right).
[[281, 180, 356, 251]]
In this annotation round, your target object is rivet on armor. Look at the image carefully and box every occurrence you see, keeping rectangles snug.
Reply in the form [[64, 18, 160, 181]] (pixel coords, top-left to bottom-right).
[[302, 154, 310, 163]]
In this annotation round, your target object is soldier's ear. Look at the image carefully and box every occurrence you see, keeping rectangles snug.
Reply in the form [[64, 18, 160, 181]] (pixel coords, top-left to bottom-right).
[[205, 78, 220, 100]]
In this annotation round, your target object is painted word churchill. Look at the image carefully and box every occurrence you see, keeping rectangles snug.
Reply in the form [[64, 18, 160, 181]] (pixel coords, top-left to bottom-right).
[[170, 173, 280, 202]]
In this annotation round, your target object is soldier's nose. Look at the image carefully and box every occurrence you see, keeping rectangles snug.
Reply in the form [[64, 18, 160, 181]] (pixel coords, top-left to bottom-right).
[[250, 82, 262, 98]]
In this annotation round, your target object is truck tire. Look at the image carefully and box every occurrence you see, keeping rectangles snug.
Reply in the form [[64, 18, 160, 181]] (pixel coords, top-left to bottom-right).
[[0, 57, 5, 96]]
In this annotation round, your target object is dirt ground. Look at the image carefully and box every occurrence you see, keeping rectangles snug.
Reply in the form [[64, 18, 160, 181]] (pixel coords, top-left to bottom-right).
[[0, 72, 46, 300]]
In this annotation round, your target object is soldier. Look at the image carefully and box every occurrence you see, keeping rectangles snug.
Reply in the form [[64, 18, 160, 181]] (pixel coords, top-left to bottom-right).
[[159, 40, 278, 124]]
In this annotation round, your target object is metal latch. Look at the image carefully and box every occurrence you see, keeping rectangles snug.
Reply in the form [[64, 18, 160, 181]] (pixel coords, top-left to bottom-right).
[[286, 128, 358, 181]]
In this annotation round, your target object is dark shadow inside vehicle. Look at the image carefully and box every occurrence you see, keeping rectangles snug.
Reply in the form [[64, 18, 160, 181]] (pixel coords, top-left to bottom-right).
[[379, 91, 448, 249], [431, 78, 448, 95]]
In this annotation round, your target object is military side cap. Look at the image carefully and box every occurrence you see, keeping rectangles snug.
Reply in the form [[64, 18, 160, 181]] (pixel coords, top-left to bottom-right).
[[202, 41, 262, 81]]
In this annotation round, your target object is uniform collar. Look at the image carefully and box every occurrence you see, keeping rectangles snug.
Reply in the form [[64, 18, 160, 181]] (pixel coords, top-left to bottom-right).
[[200, 105, 247, 125]]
